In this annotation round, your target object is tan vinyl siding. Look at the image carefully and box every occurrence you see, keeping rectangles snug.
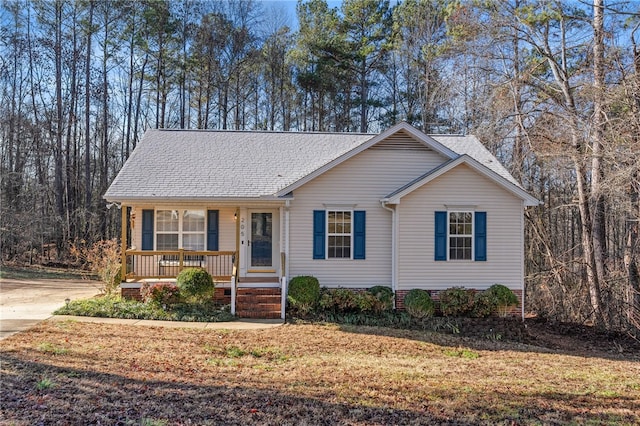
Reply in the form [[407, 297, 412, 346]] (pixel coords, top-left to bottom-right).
[[288, 147, 446, 288], [397, 164, 524, 291]]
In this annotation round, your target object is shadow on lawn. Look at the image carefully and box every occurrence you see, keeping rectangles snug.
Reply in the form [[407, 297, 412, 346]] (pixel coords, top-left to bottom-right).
[[0, 352, 459, 426], [335, 319, 640, 362], [2, 351, 637, 425]]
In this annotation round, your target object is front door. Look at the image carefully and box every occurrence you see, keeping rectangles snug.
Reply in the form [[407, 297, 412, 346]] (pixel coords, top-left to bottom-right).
[[248, 210, 277, 273]]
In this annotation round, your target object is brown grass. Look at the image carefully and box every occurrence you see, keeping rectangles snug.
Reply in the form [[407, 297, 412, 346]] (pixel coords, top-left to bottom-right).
[[1, 321, 639, 425]]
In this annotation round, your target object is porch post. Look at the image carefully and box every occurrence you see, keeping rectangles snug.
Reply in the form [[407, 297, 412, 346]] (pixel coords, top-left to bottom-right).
[[231, 207, 240, 316], [120, 204, 127, 283]]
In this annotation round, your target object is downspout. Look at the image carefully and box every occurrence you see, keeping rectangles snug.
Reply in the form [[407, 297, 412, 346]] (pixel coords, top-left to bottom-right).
[[520, 200, 526, 321], [381, 201, 397, 296], [285, 200, 290, 279], [282, 200, 290, 320]]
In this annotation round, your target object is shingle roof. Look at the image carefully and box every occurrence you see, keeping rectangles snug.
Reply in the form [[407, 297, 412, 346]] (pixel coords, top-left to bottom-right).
[[104, 129, 373, 200], [431, 135, 519, 186], [104, 126, 521, 201]]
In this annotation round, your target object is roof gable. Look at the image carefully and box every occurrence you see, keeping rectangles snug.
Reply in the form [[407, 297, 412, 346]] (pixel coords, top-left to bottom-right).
[[382, 155, 539, 206], [274, 123, 458, 196]]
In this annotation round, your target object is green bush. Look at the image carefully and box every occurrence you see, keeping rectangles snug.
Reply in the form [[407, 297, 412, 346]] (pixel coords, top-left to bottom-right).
[[176, 268, 214, 301], [439, 287, 475, 317], [141, 282, 181, 306], [54, 295, 234, 322], [318, 288, 380, 314], [403, 289, 435, 319], [471, 291, 496, 318], [287, 276, 320, 314], [367, 286, 394, 312], [486, 284, 518, 317]]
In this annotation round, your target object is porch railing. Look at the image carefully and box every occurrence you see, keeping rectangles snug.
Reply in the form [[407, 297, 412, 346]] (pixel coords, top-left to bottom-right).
[[124, 249, 236, 281]]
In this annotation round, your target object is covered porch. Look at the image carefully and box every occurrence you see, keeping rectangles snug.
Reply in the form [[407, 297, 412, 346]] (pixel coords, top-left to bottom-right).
[[118, 205, 288, 319]]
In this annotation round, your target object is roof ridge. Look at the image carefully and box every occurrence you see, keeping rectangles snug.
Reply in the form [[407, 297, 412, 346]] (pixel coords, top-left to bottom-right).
[[152, 128, 376, 136]]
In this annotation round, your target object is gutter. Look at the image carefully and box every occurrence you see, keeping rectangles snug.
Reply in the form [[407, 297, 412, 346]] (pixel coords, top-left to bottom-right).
[[380, 201, 398, 295]]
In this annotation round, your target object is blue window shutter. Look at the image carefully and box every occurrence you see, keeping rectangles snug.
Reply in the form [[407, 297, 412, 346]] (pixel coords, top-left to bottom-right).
[[475, 211, 487, 261], [434, 211, 447, 261], [207, 210, 219, 251], [313, 210, 325, 259], [353, 210, 366, 260], [141, 210, 154, 251]]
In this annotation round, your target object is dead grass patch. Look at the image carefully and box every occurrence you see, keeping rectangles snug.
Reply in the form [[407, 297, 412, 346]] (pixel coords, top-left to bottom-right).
[[1, 321, 638, 425]]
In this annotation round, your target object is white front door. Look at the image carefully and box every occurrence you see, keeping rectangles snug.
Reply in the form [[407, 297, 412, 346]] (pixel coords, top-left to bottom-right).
[[247, 210, 279, 275]]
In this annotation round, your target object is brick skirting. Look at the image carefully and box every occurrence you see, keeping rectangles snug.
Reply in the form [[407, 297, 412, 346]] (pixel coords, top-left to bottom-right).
[[395, 288, 523, 317], [121, 283, 231, 305], [121, 286, 143, 301]]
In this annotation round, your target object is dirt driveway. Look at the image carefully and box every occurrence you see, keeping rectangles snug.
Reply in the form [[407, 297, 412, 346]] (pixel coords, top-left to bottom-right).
[[0, 277, 101, 339]]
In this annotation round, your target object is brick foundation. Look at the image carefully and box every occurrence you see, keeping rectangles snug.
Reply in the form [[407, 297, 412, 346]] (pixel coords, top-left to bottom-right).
[[395, 288, 523, 318], [120, 282, 231, 305], [121, 286, 143, 301], [214, 287, 231, 305]]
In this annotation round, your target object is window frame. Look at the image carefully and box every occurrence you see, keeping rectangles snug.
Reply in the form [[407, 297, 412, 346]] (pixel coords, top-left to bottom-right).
[[154, 208, 206, 251], [447, 210, 474, 261], [326, 209, 353, 260]]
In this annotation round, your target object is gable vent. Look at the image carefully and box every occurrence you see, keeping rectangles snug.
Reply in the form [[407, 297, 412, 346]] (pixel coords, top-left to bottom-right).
[[369, 132, 431, 151]]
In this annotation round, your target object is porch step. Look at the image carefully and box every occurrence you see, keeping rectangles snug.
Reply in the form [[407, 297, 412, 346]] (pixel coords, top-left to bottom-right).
[[236, 287, 282, 319]]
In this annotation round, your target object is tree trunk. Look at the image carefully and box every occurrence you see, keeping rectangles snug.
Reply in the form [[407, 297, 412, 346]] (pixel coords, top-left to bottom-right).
[[54, 0, 65, 252], [591, 0, 608, 326], [84, 0, 94, 237]]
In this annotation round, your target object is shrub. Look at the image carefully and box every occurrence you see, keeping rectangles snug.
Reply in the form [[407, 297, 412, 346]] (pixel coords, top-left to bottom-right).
[[176, 268, 214, 301], [53, 295, 234, 322], [70, 239, 121, 295], [403, 289, 435, 319], [287, 276, 320, 314], [439, 287, 475, 317], [486, 284, 519, 317], [367, 286, 394, 312], [141, 282, 181, 306], [471, 291, 496, 318], [318, 288, 380, 314]]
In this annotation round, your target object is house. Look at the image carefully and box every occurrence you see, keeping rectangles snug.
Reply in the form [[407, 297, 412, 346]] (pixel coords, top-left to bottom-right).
[[104, 122, 539, 319]]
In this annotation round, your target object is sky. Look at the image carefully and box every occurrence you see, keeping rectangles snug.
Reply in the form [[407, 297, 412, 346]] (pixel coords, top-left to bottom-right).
[[256, 0, 344, 30]]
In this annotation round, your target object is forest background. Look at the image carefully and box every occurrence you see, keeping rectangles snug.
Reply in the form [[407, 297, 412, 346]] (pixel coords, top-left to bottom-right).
[[1, 0, 639, 334]]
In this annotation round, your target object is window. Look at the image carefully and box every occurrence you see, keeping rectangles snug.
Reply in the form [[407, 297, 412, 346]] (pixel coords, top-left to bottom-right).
[[328, 210, 352, 258], [448, 211, 472, 260], [313, 210, 365, 260], [434, 211, 486, 262], [156, 210, 179, 250], [182, 210, 205, 250], [155, 209, 205, 251]]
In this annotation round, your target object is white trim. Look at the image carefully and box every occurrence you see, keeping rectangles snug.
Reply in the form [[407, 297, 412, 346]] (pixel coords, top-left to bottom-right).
[[382, 155, 540, 206], [520, 199, 526, 321], [230, 276, 236, 315], [281, 276, 287, 320], [326, 209, 354, 260], [246, 209, 279, 275], [447, 210, 474, 261], [284, 200, 290, 279], [120, 282, 142, 289], [154, 208, 206, 251]]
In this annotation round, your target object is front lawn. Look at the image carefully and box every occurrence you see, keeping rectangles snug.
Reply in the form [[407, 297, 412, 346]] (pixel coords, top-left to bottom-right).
[[1, 321, 638, 425]]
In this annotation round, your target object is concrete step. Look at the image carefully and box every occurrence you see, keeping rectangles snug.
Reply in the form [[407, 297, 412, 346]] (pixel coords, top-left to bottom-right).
[[236, 295, 281, 305], [236, 302, 281, 311], [237, 288, 282, 296], [236, 310, 281, 319]]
